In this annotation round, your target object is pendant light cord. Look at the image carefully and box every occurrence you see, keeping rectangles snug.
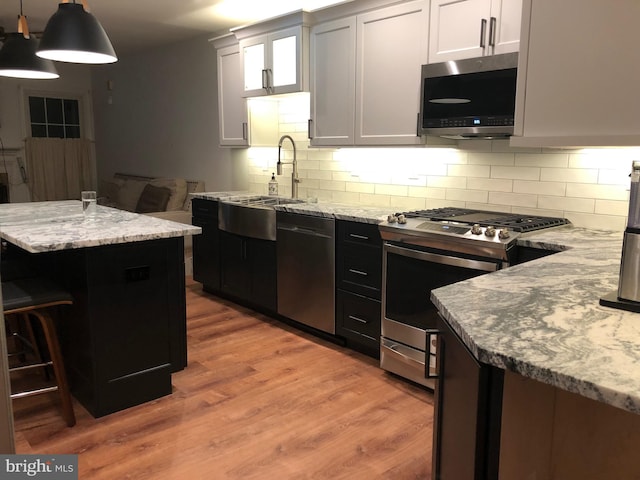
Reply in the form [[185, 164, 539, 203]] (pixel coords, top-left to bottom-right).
[[17, 0, 30, 39]]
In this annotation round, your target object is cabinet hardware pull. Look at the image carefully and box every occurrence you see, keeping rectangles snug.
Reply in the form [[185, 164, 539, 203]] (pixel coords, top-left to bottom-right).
[[242, 122, 248, 141], [349, 233, 369, 240], [348, 269, 368, 277], [489, 16, 497, 48], [308, 119, 313, 139], [416, 112, 421, 137], [348, 315, 368, 324], [479, 18, 487, 48], [261, 69, 268, 90]]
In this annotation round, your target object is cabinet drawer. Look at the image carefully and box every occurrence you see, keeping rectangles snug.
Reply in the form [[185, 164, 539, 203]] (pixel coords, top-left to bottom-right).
[[336, 290, 381, 342], [337, 244, 382, 299], [337, 220, 381, 248], [192, 198, 217, 219]]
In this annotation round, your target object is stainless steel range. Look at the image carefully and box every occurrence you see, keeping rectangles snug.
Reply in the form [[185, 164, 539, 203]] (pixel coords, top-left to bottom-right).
[[378, 207, 570, 388]]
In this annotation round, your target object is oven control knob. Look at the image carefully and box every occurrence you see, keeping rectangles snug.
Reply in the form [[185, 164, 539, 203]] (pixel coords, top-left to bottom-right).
[[484, 226, 496, 237], [499, 227, 510, 239], [471, 223, 483, 235], [387, 214, 397, 224], [397, 214, 407, 225]]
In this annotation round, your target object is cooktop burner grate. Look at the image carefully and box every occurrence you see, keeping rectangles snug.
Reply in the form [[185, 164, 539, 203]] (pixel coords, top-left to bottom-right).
[[398, 207, 571, 232]]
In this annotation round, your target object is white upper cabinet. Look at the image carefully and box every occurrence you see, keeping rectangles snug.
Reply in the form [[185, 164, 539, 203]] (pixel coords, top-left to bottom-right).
[[310, 0, 429, 146], [212, 36, 249, 147], [429, 0, 522, 63], [236, 12, 310, 97], [512, 0, 640, 147], [309, 17, 356, 146]]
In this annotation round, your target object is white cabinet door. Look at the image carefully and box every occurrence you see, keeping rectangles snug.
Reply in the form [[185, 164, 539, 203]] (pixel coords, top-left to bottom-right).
[[429, 0, 521, 63], [429, 0, 492, 63], [512, 0, 640, 147], [490, 0, 522, 55], [356, 0, 428, 145], [309, 17, 356, 146], [217, 44, 249, 147], [240, 26, 307, 97]]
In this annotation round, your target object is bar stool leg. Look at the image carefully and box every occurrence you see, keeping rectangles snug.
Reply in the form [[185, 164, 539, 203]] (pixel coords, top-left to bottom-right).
[[20, 313, 48, 379], [30, 309, 75, 427]]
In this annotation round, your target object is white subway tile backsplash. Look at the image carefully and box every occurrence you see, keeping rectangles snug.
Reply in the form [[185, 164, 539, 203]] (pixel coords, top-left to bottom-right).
[[243, 98, 631, 231], [539, 196, 595, 213], [467, 177, 513, 192], [448, 164, 491, 178], [491, 166, 540, 181], [468, 153, 515, 166], [446, 188, 488, 203], [488, 192, 538, 208], [428, 176, 466, 189], [595, 199, 628, 216], [513, 180, 566, 196], [566, 183, 628, 201], [515, 153, 569, 168], [540, 168, 598, 183]]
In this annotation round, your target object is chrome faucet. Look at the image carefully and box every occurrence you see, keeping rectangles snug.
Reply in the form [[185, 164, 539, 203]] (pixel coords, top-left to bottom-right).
[[276, 135, 300, 199]]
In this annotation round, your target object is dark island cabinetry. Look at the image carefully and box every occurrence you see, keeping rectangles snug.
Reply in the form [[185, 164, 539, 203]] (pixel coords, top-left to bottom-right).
[[48, 237, 186, 418], [335, 220, 382, 358], [432, 314, 503, 480]]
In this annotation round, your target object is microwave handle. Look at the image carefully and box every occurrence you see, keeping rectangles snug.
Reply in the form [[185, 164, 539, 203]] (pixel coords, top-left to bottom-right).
[[479, 18, 487, 48]]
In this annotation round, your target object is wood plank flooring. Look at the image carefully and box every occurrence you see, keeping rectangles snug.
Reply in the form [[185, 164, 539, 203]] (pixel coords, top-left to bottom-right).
[[12, 279, 434, 479]]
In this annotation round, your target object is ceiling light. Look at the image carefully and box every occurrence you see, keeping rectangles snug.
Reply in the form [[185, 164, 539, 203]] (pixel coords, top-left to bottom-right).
[[37, 0, 117, 64], [0, 1, 59, 79]]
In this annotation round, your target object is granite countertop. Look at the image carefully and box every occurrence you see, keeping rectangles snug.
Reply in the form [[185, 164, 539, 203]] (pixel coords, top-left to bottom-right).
[[0, 200, 201, 253], [192, 192, 389, 224], [430, 226, 640, 413]]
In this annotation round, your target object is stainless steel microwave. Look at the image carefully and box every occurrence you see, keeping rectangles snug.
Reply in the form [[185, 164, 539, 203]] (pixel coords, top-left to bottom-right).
[[419, 52, 518, 139]]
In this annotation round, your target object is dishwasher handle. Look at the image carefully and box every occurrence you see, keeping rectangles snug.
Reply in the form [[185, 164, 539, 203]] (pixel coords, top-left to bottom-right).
[[277, 224, 333, 239]]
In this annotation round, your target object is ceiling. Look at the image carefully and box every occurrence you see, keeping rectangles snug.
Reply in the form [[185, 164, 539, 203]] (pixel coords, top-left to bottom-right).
[[0, 0, 352, 55]]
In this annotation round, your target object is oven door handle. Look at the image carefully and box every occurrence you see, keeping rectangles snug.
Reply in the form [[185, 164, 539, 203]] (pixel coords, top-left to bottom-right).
[[384, 242, 499, 272], [426, 329, 440, 379]]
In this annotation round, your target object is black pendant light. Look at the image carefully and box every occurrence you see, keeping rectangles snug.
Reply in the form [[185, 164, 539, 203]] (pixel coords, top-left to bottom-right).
[[0, 1, 59, 79], [37, 0, 117, 64]]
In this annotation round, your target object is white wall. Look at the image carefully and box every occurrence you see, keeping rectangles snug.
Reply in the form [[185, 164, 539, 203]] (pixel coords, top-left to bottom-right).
[[0, 63, 93, 202], [91, 33, 242, 192], [243, 95, 636, 231]]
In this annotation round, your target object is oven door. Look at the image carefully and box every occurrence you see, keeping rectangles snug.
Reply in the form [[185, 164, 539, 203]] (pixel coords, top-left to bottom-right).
[[381, 241, 500, 384]]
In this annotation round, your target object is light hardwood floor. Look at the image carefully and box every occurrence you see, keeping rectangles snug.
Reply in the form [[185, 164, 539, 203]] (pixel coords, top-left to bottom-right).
[[12, 279, 434, 479]]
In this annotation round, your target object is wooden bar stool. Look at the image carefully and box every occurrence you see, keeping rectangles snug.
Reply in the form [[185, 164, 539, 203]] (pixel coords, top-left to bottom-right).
[[2, 277, 76, 427]]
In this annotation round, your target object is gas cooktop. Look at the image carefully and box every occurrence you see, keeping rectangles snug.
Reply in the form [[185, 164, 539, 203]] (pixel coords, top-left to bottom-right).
[[398, 207, 571, 233], [378, 207, 571, 261]]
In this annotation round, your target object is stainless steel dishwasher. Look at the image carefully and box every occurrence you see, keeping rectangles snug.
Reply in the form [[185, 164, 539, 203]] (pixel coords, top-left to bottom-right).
[[276, 211, 335, 334]]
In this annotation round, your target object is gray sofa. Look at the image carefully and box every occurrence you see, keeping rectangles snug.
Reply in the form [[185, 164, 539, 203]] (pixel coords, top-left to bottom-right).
[[99, 173, 205, 275]]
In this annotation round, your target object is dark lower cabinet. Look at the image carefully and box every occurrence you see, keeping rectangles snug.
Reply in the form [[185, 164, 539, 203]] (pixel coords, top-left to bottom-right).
[[433, 314, 503, 480], [219, 230, 276, 312], [44, 237, 186, 418], [192, 198, 220, 290], [335, 220, 382, 358]]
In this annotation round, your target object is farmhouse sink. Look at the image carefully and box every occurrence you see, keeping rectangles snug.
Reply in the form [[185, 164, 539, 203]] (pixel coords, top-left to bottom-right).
[[218, 196, 305, 241]]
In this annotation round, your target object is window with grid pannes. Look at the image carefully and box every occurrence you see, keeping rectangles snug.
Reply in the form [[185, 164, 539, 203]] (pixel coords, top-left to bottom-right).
[[29, 96, 81, 139]]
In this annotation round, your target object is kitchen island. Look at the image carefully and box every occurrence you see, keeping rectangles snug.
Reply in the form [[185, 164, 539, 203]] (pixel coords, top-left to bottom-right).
[[430, 226, 640, 479], [0, 201, 201, 417]]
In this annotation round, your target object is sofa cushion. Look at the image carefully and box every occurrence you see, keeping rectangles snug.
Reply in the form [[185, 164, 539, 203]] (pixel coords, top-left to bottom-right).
[[150, 178, 187, 211], [135, 184, 171, 213], [115, 178, 149, 212]]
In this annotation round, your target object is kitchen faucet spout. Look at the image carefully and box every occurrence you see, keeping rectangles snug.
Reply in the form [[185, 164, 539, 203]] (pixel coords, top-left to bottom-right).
[[276, 135, 300, 199]]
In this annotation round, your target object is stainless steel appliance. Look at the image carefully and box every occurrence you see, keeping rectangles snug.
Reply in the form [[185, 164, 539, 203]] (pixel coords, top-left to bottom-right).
[[601, 160, 640, 312], [379, 207, 571, 388], [419, 52, 518, 139], [277, 212, 335, 334]]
